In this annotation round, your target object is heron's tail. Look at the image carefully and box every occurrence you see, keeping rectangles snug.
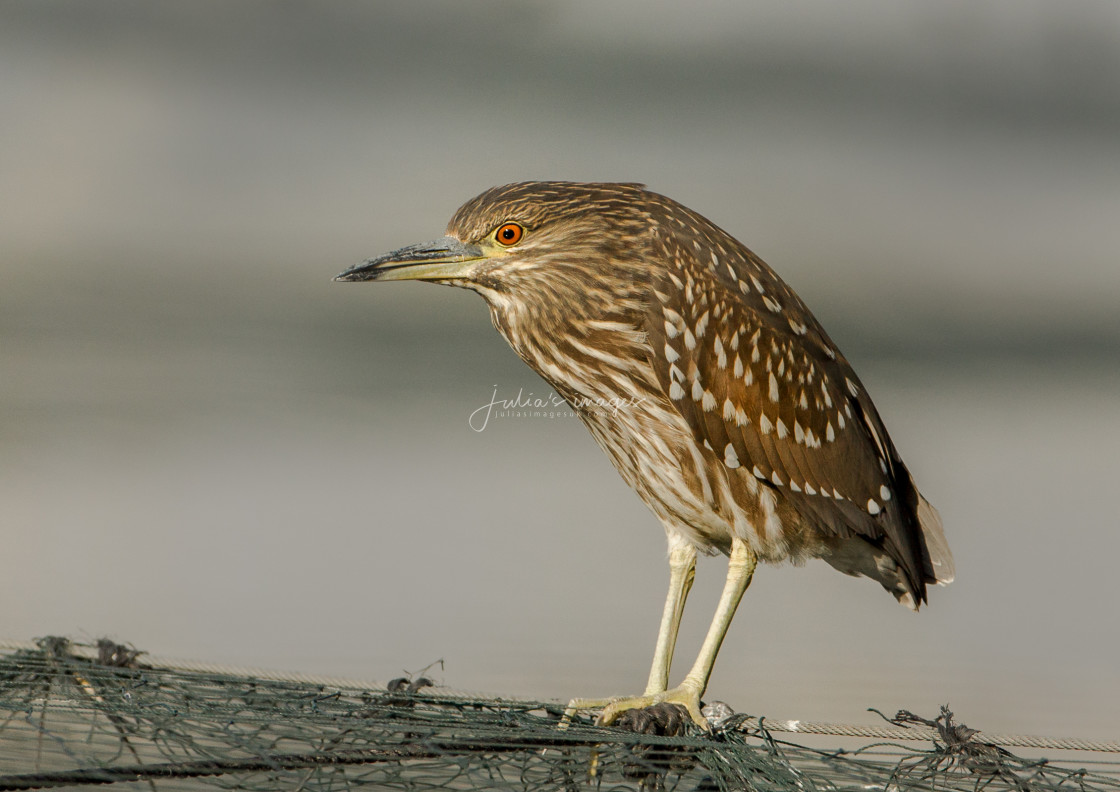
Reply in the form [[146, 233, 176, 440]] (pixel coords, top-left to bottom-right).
[[915, 489, 955, 586]]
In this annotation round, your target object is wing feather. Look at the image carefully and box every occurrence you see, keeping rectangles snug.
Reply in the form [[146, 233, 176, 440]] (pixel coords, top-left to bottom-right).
[[643, 221, 928, 596]]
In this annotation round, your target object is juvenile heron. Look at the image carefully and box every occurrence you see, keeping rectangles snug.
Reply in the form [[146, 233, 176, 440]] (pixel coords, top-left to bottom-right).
[[336, 182, 954, 728]]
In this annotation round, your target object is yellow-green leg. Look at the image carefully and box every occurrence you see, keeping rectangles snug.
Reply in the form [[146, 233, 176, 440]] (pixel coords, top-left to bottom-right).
[[644, 538, 697, 695], [572, 537, 757, 729], [564, 537, 696, 723]]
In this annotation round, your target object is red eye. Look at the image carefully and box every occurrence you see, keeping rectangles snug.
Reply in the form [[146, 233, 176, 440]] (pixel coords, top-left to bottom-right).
[[495, 222, 524, 246]]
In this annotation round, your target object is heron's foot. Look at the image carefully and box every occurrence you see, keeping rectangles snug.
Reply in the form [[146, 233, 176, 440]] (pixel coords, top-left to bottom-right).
[[600, 686, 706, 730], [566, 682, 707, 730]]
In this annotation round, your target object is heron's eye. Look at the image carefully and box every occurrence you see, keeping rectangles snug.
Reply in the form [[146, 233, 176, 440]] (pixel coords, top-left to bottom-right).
[[494, 222, 524, 246]]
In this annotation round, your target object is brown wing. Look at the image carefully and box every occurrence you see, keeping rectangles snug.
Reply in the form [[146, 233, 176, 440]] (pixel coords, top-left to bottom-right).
[[643, 219, 928, 598]]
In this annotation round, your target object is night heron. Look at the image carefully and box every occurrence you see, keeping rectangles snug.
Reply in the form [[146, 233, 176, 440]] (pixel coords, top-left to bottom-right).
[[336, 182, 954, 728]]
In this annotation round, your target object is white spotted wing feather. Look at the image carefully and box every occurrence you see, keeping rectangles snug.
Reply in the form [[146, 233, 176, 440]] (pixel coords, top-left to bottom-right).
[[644, 217, 950, 607]]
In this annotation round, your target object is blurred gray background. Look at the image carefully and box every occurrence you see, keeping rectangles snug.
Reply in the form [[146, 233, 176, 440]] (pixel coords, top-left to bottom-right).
[[3, 1, 1118, 739]]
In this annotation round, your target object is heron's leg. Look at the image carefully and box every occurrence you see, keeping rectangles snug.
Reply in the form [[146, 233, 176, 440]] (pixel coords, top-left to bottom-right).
[[595, 537, 757, 728], [643, 538, 697, 695], [561, 539, 695, 725], [675, 536, 756, 699]]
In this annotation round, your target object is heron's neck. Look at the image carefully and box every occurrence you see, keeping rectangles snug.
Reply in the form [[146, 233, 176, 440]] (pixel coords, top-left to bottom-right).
[[474, 266, 656, 406]]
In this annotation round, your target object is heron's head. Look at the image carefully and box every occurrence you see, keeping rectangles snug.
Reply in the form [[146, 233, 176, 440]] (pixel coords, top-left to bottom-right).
[[334, 182, 656, 302]]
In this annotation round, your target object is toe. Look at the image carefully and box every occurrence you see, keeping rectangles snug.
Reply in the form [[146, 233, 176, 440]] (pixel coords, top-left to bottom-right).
[[596, 695, 656, 727]]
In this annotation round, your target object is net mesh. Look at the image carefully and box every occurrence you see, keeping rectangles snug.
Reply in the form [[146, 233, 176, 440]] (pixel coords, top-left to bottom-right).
[[0, 638, 1116, 792]]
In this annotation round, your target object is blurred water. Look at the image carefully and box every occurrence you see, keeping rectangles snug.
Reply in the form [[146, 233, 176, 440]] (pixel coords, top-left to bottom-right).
[[2, 1, 1118, 741]]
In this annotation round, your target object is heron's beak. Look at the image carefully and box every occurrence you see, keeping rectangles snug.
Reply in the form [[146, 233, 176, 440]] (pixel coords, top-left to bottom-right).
[[334, 236, 485, 283]]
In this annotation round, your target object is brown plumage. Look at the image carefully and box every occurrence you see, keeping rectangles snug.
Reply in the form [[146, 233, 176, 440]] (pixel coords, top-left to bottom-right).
[[337, 181, 954, 727]]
